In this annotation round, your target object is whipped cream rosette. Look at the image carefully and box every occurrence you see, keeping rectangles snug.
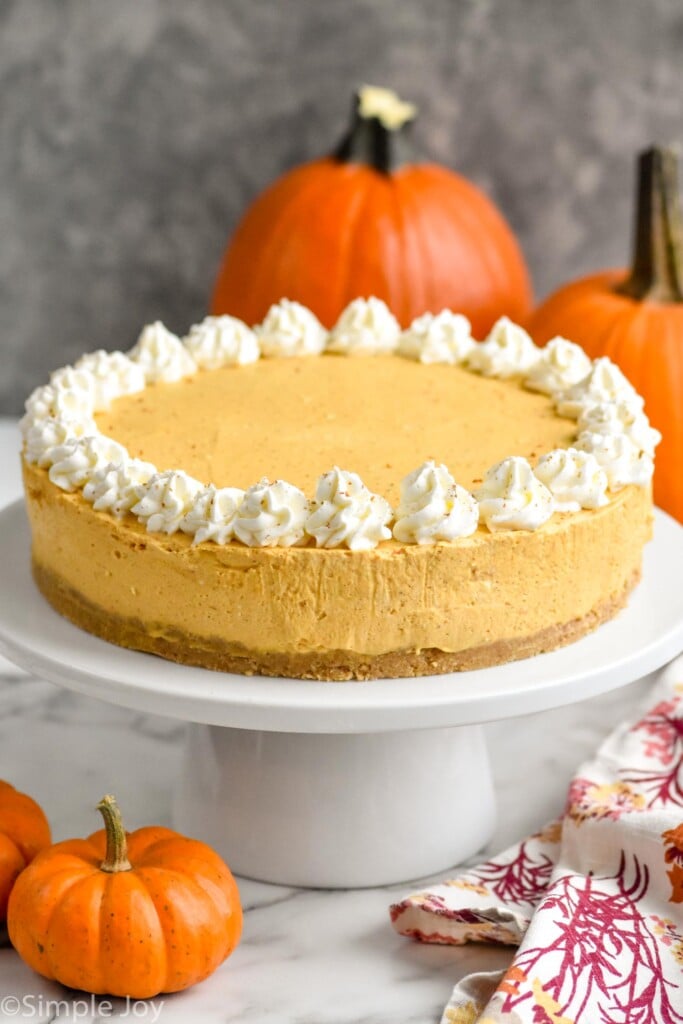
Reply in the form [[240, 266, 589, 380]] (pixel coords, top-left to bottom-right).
[[83, 458, 157, 518], [554, 357, 642, 418], [393, 461, 478, 543], [327, 297, 400, 355], [257, 300, 327, 358], [305, 468, 393, 551], [129, 321, 197, 383], [184, 316, 259, 368], [475, 457, 554, 531], [73, 351, 147, 408], [398, 312, 475, 365], [534, 448, 609, 512], [576, 400, 661, 457], [524, 337, 592, 395], [575, 432, 654, 491], [468, 317, 540, 379], [234, 479, 310, 547], [48, 436, 129, 493], [131, 470, 204, 534]]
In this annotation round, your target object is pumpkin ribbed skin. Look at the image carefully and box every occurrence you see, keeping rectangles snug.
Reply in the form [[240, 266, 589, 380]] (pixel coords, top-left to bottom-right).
[[212, 90, 533, 337], [213, 157, 531, 336], [530, 273, 683, 522], [0, 781, 51, 921], [8, 824, 243, 997]]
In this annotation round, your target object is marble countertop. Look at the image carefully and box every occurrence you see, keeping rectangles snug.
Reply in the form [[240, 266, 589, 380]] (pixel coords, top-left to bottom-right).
[[0, 418, 661, 1024]]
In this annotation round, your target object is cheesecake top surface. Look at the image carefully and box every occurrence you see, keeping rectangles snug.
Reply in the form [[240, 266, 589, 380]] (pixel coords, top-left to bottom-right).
[[19, 300, 659, 550], [95, 355, 575, 503]]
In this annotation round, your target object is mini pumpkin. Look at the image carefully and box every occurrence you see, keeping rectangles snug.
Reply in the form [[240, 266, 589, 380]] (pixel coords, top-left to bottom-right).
[[0, 780, 51, 922], [8, 795, 242, 997], [212, 85, 532, 336], [529, 147, 683, 521], [663, 823, 683, 903]]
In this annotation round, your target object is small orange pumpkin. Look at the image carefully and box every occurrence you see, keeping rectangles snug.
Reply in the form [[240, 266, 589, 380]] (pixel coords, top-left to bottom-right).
[[8, 795, 242, 997], [212, 85, 532, 336], [529, 147, 683, 521], [662, 822, 683, 904], [0, 780, 51, 922]]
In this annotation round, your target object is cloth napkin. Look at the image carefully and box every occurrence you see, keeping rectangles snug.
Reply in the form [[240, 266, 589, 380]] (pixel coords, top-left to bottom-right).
[[391, 654, 683, 1024]]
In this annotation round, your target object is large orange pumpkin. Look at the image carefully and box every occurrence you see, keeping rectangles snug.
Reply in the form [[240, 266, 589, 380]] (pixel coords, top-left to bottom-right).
[[0, 780, 51, 922], [529, 147, 683, 521], [212, 85, 532, 336], [8, 795, 242, 997]]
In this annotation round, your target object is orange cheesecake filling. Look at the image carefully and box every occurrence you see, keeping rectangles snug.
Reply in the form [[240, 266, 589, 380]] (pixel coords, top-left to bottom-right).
[[95, 356, 576, 502]]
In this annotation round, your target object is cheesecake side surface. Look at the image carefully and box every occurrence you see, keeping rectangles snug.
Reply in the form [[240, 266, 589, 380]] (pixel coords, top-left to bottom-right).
[[24, 460, 652, 680]]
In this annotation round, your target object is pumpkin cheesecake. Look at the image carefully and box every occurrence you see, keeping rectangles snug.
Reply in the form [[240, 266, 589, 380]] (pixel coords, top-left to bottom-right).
[[20, 299, 657, 680]]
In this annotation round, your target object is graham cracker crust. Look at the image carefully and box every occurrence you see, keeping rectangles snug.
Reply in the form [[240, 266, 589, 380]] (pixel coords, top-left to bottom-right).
[[32, 559, 640, 682]]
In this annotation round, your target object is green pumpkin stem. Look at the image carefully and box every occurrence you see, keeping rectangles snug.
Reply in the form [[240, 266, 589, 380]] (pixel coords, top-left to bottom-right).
[[97, 795, 132, 873], [617, 146, 683, 303], [333, 85, 417, 174]]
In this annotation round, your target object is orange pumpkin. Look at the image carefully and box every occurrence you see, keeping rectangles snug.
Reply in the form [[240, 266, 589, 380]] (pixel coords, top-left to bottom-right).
[[529, 147, 683, 521], [212, 85, 532, 336], [662, 822, 683, 904], [0, 781, 51, 922], [8, 795, 242, 997]]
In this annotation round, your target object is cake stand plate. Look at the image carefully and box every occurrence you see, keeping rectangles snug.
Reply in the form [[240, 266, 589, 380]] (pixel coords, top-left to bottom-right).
[[1, 500, 682, 887]]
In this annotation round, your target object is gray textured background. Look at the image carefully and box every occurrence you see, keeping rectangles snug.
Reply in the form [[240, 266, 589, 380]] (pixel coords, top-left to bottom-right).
[[2, 0, 682, 414]]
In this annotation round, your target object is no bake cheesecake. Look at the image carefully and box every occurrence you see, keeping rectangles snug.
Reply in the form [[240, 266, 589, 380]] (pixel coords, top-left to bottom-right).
[[20, 299, 657, 680]]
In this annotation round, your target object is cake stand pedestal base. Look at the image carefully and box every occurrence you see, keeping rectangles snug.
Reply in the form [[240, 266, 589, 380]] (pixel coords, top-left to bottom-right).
[[174, 723, 495, 888]]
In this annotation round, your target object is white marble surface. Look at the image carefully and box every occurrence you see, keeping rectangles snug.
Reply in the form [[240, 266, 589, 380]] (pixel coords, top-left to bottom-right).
[[0, 418, 664, 1023]]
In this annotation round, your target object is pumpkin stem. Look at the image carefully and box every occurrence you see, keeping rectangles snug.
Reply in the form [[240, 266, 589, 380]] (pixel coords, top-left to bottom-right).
[[333, 85, 417, 173], [616, 146, 683, 303], [97, 795, 132, 873]]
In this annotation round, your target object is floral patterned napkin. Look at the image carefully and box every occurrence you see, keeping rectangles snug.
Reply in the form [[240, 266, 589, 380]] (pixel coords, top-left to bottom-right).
[[390, 654, 683, 1024]]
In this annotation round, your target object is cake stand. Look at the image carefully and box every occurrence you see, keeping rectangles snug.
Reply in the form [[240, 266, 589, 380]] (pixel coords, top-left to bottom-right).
[[1, 500, 682, 889]]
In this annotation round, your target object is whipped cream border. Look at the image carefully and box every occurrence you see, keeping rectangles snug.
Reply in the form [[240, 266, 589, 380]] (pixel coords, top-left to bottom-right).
[[20, 300, 658, 548]]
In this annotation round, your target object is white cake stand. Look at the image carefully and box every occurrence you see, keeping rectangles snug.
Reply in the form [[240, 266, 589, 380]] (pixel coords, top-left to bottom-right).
[[1, 500, 682, 888]]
